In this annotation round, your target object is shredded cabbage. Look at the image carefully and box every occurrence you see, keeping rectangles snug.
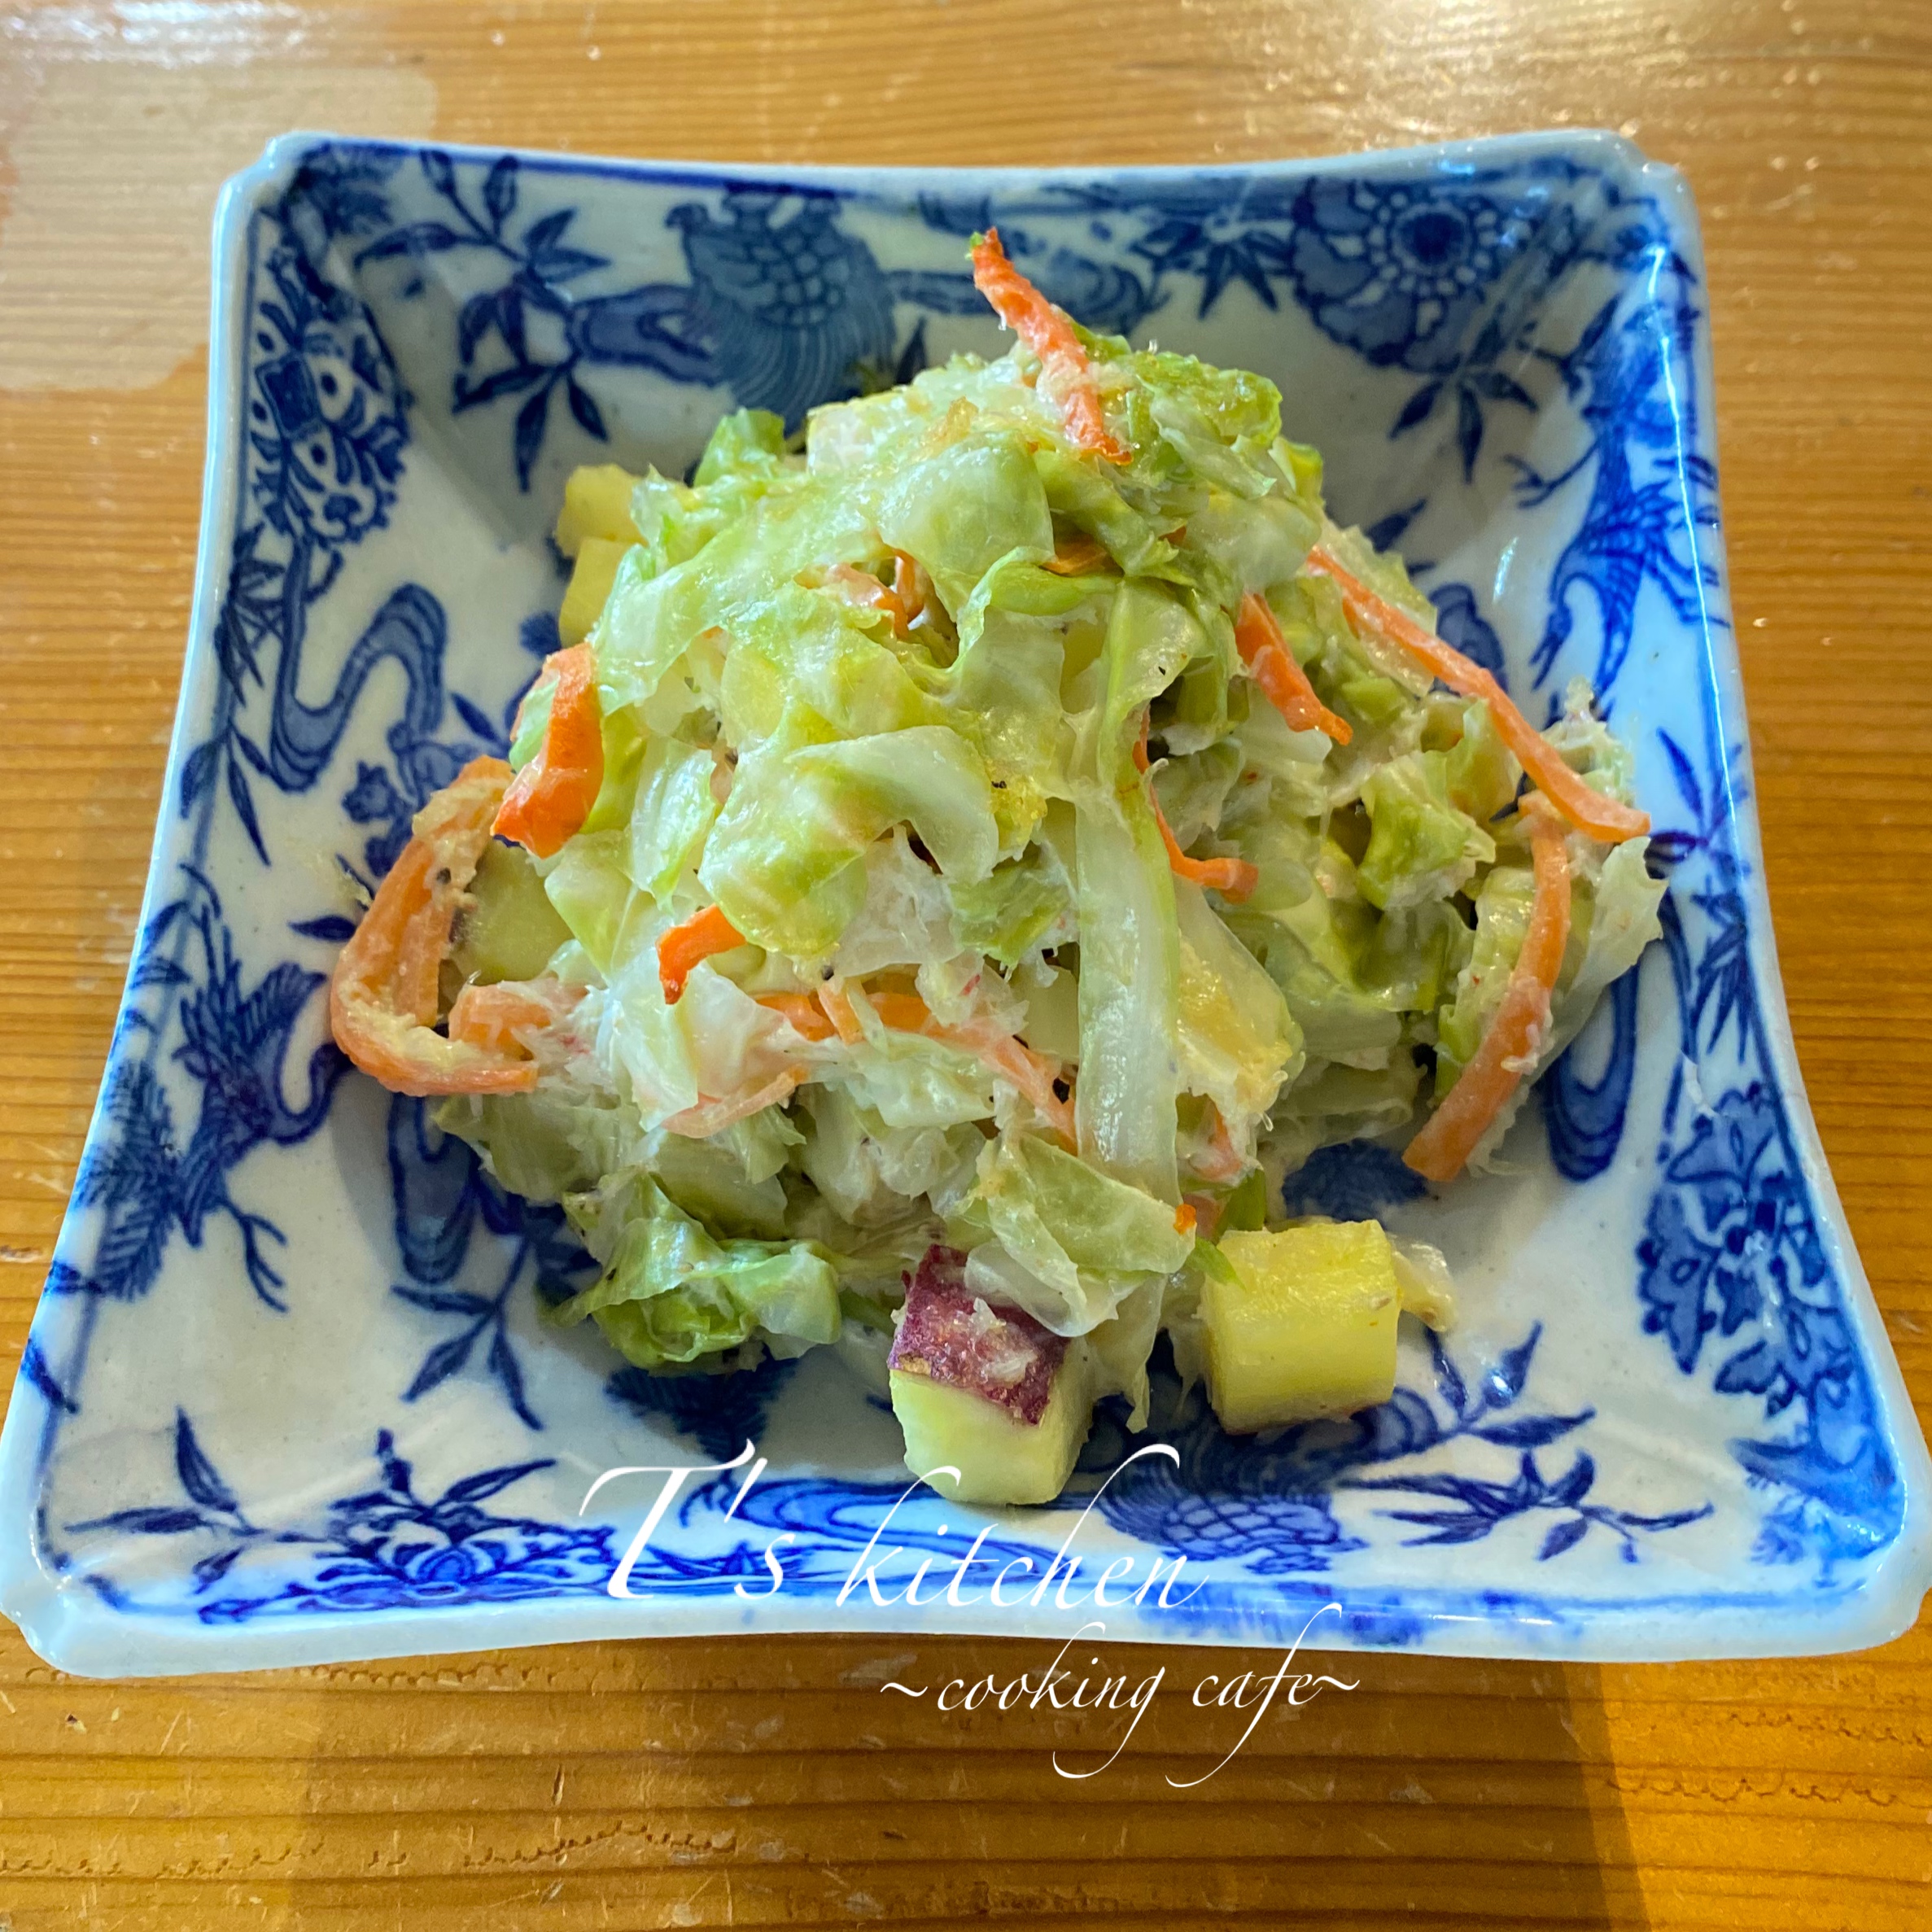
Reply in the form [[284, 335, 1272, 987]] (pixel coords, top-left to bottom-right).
[[396, 298, 1660, 1450]]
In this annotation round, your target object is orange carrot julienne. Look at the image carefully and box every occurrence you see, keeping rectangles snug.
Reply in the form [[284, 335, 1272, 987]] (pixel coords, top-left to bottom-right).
[[1174, 1202, 1198, 1236], [1156, 816, 1257, 901], [493, 645, 605, 859], [891, 551, 934, 628], [815, 562, 914, 637], [1404, 796, 1573, 1183], [679, 981, 1076, 1142], [658, 903, 745, 1005], [816, 980, 863, 1043], [1135, 722, 1260, 902], [330, 758, 545, 1098], [1302, 546, 1650, 843], [1043, 532, 1113, 577], [970, 228, 1130, 466], [663, 1068, 806, 1139], [868, 990, 934, 1034], [954, 1025, 1077, 1148], [1192, 1104, 1248, 1186], [754, 993, 837, 1042], [446, 978, 579, 1056], [1234, 592, 1354, 745], [1183, 1191, 1223, 1239], [820, 979, 1077, 1147]]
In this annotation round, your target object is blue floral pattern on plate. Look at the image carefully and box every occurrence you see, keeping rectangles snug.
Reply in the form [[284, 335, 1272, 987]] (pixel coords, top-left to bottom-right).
[[2, 131, 1925, 1676]]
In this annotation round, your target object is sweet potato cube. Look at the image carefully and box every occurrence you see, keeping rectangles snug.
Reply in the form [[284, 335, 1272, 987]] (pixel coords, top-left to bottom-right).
[[888, 1247, 1092, 1505], [1204, 1222, 1401, 1433]]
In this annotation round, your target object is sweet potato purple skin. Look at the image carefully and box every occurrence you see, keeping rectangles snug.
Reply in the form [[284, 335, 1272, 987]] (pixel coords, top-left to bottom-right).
[[888, 1247, 1066, 1427]]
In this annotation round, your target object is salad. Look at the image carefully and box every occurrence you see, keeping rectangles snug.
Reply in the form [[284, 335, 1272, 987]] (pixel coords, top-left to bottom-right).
[[329, 232, 1662, 1506]]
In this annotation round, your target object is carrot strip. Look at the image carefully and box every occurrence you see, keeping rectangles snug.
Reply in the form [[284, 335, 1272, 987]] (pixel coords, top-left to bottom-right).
[[1191, 1104, 1248, 1185], [1303, 546, 1650, 843], [1234, 592, 1354, 745], [494, 645, 605, 859], [658, 903, 745, 1005], [1173, 1202, 1199, 1236], [951, 1025, 1077, 1149], [754, 993, 838, 1042], [672, 981, 1075, 1143], [815, 562, 914, 637], [663, 1068, 806, 1139], [816, 980, 864, 1044], [1182, 1191, 1224, 1240], [1404, 797, 1573, 1183], [1135, 722, 1260, 902], [1148, 808, 1257, 898], [330, 758, 543, 1097], [1043, 532, 1113, 577], [446, 978, 579, 1056], [970, 228, 1130, 465], [891, 551, 934, 628], [868, 991, 934, 1034], [822, 980, 1077, 1147]]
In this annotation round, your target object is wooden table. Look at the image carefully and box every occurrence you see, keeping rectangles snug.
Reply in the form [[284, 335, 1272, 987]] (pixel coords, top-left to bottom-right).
[[2, 2, 1928, 1925]]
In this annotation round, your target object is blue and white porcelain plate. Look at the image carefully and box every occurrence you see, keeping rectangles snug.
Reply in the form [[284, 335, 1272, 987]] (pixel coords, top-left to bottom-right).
[[4, 130, 1926, 1676]]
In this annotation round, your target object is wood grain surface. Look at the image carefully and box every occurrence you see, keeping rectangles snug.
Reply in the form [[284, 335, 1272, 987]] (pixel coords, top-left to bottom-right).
[[2, 2, 1929, 1925]]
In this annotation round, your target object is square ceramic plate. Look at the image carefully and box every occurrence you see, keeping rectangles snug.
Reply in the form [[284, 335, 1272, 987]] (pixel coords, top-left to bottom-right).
[[4, 130, 1927, 1676]]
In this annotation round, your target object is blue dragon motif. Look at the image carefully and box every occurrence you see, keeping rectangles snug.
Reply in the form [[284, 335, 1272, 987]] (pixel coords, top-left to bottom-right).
[[184, 149, 527, 881], [352, 154, 990, 485], [667, 190, 898, 426], [47, 868, 344, 1310], [1515, 278, 1722, 697], [186, 216, 415, 861], [1637, 1069, 1899, 1573], [24, 152, 496, 1397]]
